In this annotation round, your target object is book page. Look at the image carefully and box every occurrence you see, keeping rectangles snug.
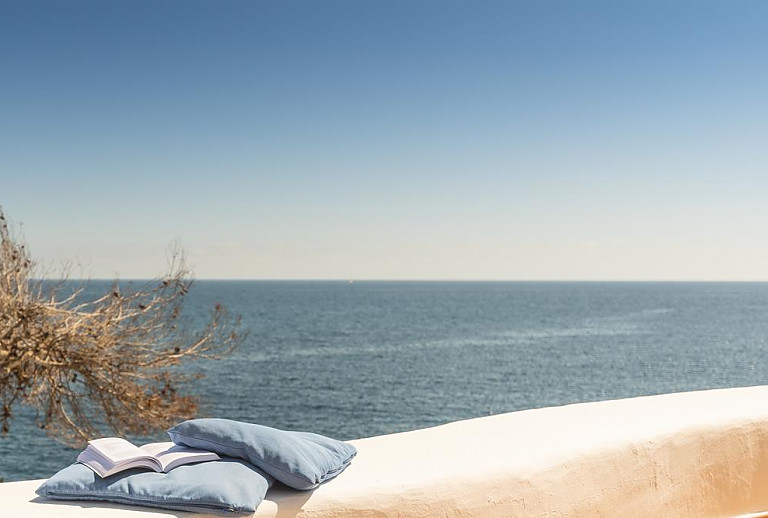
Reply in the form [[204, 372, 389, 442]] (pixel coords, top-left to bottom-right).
[[138, 441, 178, 457], [88, 437, 146, 463], [139, 442, 220, 472], [78, 453, 159, 478]]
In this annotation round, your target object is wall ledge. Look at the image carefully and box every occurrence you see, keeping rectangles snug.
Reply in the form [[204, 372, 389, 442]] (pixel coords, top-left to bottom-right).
[[5, 386, 768, 517]]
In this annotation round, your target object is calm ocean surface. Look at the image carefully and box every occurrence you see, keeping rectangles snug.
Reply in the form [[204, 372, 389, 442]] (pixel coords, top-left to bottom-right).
[[3, 281, 768, 481]]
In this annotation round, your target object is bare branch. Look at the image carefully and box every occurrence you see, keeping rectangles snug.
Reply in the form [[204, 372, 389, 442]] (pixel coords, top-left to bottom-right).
[[0, 207, 241, 446]]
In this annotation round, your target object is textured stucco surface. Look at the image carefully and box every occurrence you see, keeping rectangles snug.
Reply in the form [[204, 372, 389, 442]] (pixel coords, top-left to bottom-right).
[[6, 386, 768, 517]]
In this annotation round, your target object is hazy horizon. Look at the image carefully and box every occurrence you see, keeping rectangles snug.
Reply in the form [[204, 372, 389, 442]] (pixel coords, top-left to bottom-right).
[[3, 1, 768, 281]]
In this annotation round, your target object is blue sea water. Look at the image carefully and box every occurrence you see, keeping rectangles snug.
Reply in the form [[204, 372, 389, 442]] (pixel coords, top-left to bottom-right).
[[3, 281, 768, 481]]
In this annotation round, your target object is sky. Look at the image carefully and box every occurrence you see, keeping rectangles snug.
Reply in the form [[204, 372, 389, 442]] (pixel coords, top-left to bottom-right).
[[1, 0, 768, 280]]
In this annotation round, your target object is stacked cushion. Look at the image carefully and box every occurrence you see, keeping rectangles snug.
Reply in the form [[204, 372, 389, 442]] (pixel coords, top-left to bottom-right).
[[37, 419, 356, 514], [168, 418, 357, 490], [36, 458, 273, 515]]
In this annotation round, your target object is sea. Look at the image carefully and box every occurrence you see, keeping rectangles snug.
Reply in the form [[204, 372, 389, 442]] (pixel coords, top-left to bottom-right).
[[3, 281, 768, 482]]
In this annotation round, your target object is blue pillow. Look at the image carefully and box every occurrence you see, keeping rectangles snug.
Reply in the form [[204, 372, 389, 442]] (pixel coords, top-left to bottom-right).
[[168, 419, 357, 490], [36, 459, 273, 515]]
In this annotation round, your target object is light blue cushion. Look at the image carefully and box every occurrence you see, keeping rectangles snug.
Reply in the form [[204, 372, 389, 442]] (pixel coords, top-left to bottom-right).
[[36, 459, 273, 515], [168, 419, 357, 490]]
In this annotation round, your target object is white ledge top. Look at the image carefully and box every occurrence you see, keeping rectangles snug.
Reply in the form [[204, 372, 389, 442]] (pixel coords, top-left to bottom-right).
[[5, 385, 768, 517]]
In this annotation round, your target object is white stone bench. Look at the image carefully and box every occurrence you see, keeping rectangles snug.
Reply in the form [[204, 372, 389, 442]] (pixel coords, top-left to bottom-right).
[[5, 386, 768, 517]]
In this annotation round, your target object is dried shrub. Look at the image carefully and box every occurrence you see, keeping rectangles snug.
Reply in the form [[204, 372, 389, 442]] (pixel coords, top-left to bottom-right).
[[0, 208, 240, 446]]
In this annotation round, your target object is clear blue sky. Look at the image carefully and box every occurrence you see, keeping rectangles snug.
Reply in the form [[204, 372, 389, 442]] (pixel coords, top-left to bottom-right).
[[2, 1, 767, 280]]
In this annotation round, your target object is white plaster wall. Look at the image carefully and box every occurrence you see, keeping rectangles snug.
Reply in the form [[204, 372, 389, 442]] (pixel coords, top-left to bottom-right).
[[5, 386, 768, 517]]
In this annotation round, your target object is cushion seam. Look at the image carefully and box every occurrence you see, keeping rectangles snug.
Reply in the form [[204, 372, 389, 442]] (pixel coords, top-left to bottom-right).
[[39, 489, 244, 510]]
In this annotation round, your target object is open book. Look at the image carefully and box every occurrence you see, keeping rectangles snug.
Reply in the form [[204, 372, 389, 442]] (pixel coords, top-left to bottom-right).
[[77, 438, 220, 478]]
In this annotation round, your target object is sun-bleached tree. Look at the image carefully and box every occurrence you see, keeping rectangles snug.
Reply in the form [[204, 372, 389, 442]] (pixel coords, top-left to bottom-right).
[[0, 208, 240, 446]]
